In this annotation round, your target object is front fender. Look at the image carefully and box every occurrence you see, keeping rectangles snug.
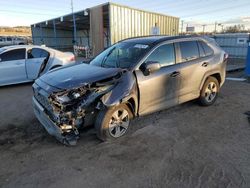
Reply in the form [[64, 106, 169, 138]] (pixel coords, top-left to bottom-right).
[[101, 71, 138, 109]]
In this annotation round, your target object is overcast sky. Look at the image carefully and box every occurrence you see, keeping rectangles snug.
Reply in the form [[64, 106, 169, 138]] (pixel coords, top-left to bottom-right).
[[0, 0, 250, 32]]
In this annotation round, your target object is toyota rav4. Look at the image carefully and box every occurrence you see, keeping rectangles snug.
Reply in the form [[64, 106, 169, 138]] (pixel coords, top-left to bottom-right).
[[32, 35, 227, 145]]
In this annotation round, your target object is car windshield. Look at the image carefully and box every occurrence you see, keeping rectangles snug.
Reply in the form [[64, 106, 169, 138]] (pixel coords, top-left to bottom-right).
[[90, 42, 151, 69]]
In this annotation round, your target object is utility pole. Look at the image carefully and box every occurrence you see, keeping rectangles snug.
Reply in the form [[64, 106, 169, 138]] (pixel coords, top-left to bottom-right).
[[246, 34, 250, 81], [214, 21, 217, 34], [181, 20, 184, 35], [218, 23, 224, 33], [71, 0, 77, 45], [202, 24, 206, 35]]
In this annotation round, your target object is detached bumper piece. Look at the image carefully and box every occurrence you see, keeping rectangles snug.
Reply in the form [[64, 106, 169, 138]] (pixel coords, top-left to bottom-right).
[[32, 97, 79, 146]]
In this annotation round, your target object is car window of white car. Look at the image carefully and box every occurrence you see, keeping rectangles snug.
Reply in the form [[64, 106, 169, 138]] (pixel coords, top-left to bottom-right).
[[0, 49, 26, 62], [6, 37, 12, 42], [28, 48, 49, 60]]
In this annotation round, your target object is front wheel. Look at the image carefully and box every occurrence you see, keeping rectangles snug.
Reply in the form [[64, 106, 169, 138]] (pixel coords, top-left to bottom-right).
[[199, 76, 219, 106], [95, 104, 133, 141]]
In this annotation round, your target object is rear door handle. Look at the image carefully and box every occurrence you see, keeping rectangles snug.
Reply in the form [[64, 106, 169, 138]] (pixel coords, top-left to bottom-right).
[[202, 62, 209, 67], [170, 71, 180, 77]]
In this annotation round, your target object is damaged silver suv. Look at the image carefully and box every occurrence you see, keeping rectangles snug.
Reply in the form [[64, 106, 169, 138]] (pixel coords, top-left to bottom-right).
[[32, 35, 227, 145]]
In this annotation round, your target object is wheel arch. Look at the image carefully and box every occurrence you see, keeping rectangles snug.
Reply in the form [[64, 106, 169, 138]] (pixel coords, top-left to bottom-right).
[[199, 72, 222, 90], [125, 97, 138, 118]]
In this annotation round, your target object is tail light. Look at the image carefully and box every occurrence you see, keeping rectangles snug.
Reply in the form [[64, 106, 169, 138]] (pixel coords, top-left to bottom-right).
[[223, 53, 229, 61], [69, 55, 75, 62]]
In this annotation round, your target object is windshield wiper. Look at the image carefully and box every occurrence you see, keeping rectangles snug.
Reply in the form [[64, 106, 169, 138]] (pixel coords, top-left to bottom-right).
[[101, 47, 116, 67]]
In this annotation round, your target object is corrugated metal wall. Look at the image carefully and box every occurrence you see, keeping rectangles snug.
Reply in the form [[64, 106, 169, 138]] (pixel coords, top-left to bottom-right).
[[31, 27, 90, 51], [214, 33, 249, 59], [90, 6, 104, 56], [109, 3, 179, 44], [32, 27, 72, 48]]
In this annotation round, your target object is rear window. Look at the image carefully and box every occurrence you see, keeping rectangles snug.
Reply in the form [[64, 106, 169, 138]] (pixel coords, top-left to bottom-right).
[[0, 49, 25, 61], [197, 41, 206, 57], [179, 41, 199, 62], [200, 41, 213, 56], [28, 48, 49, 59]]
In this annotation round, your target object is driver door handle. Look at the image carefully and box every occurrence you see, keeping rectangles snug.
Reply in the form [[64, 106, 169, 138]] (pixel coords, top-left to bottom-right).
[[170, 71, 180, 78]]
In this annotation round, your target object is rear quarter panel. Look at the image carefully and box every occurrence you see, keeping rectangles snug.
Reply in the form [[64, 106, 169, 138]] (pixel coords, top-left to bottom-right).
[[199, 42, 226, 90]]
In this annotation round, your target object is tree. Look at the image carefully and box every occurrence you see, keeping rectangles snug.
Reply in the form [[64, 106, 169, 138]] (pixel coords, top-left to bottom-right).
[[224, 24, 246, 33]]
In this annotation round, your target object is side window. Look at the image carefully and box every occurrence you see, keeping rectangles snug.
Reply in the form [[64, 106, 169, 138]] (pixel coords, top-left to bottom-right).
[[6, 37, 12, 41], [197, 41, 206, 57], [28, 48, 49, 59], [200, 41, 213, 56], [179, 41, 199, 62], [0, 49, 26, 61], [146, 43, 175, 67]]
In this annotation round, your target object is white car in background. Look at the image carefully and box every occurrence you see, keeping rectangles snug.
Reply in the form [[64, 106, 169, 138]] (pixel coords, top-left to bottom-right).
[[0, 36, 28, 47], [0, 45, 76, 86]]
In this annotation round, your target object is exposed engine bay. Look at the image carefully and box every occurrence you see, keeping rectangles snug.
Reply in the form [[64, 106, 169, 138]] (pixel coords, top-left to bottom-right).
[[33, 70, 136, 145]]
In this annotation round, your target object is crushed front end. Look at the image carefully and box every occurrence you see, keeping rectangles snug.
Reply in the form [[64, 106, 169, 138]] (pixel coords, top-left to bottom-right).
[[32, 77, 118, 146]]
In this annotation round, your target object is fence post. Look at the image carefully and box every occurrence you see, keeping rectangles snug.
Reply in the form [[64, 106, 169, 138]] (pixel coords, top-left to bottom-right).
[[53, 20, 57, 49], [246, 34, 250, 81]]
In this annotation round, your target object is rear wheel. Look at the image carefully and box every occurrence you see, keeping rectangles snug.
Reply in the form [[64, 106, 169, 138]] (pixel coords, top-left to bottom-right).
[[95, 104, 133, 141], [199, 76, 219, 106]]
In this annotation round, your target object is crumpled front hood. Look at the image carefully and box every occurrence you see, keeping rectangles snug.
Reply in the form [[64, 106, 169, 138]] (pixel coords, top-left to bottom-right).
[[39, 63, 122, 89]]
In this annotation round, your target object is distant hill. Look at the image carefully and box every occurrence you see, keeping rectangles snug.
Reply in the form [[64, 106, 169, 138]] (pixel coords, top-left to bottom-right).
[[0, 26, 31, 36]]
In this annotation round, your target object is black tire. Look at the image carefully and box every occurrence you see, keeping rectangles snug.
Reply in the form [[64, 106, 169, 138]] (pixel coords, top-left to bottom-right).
[[95, 103, 133, 141], [199, 76, 219, 106]]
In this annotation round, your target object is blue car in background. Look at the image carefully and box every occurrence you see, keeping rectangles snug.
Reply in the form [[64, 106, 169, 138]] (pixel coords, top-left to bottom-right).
[[0, 45, 76, 86]]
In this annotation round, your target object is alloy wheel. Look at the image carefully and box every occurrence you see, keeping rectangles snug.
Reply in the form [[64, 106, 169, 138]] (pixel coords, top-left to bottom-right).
[[108, 109, 130, 138], [204, 81, 218, 102]]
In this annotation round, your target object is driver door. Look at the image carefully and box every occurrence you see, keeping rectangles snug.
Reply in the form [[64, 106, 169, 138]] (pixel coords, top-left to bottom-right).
[[135, 43, 181, 116], [0, 48, 26, 85]]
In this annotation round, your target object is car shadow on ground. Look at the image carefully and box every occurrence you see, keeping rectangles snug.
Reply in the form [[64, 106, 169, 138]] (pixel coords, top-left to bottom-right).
[[0, 99, 198, 148]]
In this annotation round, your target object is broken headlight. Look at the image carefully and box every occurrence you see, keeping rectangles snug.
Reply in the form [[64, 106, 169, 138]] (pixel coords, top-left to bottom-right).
[[53, 88, 88, 105], [71, 92, 81, 99], [56, 95, 71, 103]]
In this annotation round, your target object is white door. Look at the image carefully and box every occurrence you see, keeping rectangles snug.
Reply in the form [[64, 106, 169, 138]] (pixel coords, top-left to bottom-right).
[[26, 48, 50, 79], [0, 48, 27, 85]]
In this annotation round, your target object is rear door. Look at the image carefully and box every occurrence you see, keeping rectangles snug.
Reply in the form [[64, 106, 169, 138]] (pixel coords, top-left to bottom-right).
[[135, 43, 181, 115], [26, 48, 50, 79], [176, 40, 211, 103], [0, 48, 27, 85]]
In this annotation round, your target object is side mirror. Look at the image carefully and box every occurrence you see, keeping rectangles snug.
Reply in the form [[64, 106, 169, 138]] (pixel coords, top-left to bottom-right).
[[0, 58, 1, 62], [140, 61, 161, 76]]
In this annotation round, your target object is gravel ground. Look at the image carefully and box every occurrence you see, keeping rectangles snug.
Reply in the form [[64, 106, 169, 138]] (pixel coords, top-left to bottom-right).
[[0, 75, 250, 188]]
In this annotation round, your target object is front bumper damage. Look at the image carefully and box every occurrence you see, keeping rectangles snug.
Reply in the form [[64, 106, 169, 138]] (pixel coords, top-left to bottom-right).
[[33, 84, 114, 146], [32, 71, 137, 146], [32, 97, 73, 144]]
